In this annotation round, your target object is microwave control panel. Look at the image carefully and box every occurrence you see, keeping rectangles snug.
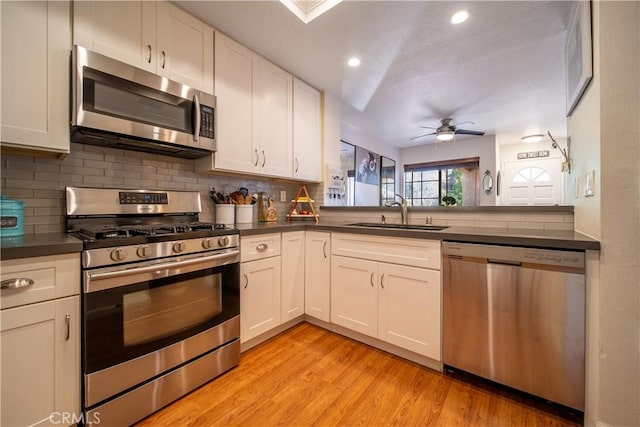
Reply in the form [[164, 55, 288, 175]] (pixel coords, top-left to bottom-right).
[[199, 105, 215, 139]]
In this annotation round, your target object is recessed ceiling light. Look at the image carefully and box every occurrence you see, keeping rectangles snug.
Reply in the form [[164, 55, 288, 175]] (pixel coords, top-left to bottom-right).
[[347, 57, 361, 67], [451, 10, 469, 24], [521, 134, 545, 143]]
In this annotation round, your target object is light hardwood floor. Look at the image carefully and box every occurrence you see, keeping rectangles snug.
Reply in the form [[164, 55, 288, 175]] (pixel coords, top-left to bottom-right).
[[136, 322, 581, 426]]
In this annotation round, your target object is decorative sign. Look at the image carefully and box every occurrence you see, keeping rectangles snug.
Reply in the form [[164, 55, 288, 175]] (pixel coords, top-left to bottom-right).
[[517, 150, 550, 160]]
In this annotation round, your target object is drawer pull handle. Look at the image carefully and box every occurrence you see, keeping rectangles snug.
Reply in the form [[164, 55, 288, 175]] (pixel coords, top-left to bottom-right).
[[147, 44, 152, 63], [256, 244, 268, 252], [1, 278, 34, 290], [65, 313, 71, 341], [322, 241, 327, 258]]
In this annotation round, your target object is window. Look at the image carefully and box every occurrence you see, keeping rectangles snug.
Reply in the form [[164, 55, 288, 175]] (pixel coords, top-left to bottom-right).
[[404, 157, 480, 206], [380, 156, 396, 206]]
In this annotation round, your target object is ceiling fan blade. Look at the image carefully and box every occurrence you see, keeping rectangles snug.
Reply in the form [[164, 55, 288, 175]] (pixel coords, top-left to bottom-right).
[[455, 129, 485, 136], [452, 120, 474, 128], [419, 125, 437, 129], [410, 132, 436, 140]]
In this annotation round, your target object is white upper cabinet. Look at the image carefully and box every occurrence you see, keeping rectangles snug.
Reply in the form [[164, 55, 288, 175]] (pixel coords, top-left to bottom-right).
[[293, 78, 323, 182], [198, 32, 293, 179], [255, 58, 293, 178], [73, 1, 156, 73], [73, 1, 213, 93], [204, 32, 257, 173], [156, 2, 213, 93], [1, 0, 70, 157]]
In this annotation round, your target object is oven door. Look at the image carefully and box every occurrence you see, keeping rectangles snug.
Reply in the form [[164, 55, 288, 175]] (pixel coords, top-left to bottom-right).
[[82, 249, 239, 408]]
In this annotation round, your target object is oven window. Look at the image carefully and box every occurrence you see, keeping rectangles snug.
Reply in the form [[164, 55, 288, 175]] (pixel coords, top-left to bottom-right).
[[84, 263, 239, 374], [123, 275, 221, 346]]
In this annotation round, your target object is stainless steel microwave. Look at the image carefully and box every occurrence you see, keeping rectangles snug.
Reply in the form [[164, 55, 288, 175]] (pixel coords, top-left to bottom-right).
[[71, 45, 216, 159]]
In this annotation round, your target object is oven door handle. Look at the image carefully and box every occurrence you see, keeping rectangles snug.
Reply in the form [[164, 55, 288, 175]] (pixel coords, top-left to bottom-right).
[[85, 250, 239, 293]]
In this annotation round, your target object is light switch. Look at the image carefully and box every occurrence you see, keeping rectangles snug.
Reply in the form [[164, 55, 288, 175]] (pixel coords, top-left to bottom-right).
[[584, 170, 595, 197], [280, 190, 287, 202]]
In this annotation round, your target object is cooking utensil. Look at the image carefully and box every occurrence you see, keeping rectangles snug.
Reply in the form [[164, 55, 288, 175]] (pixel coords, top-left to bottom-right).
[[239, 187, 249, 197]]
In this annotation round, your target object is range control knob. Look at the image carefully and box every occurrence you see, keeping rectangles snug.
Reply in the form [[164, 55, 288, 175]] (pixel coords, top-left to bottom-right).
[[110, 247, 128, 262], [172, 241, 185, 253], [202, 238, 213, 249], [218, 236, 230, 247], [137, 245, 151, 258]]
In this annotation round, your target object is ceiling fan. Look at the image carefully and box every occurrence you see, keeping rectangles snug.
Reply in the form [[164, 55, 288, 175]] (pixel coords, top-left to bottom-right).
[[411, 118, 485, 142]]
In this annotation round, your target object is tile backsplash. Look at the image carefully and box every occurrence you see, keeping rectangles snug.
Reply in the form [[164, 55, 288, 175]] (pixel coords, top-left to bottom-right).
[[0, 143, 319, 234]]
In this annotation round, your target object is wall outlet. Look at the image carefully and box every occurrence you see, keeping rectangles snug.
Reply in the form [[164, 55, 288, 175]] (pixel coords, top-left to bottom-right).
[[280, 190, 287, 202]]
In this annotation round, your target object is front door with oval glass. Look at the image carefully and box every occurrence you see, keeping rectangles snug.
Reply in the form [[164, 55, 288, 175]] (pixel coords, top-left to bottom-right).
[[503, 159, 563, 205]]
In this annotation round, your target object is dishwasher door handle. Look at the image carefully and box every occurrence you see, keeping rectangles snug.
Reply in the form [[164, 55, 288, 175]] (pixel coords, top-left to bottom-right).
[[487, 259, 522, 267]]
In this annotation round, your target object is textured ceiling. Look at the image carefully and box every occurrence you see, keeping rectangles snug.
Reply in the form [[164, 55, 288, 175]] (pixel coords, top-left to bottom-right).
[[177, 1, 573, 147]]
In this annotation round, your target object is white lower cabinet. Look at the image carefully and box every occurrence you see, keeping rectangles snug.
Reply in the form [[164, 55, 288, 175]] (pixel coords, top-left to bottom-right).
[[240, 233, 282, 342], [304, 231, 331, 322], [281, 231, 305, 322], [331, 233, 442, 360], [240, 256, 281, 343], [1, 295, 80, 427], [1, 253, 81, 427]]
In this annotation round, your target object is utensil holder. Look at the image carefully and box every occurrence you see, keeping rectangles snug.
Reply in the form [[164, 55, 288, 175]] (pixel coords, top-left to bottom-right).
[[215, 204, 235, 227], [235, 205, 254, 224]]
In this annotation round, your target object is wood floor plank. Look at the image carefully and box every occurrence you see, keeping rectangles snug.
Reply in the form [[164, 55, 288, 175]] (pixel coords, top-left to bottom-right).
[[136, 322, 581, 427]]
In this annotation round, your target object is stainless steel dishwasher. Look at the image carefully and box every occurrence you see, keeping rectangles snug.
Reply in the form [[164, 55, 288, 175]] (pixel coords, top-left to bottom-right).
[[442, 242, 585, 411]]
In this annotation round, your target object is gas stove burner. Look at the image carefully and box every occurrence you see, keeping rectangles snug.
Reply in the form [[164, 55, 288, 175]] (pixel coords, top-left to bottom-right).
[[76, 222, 229, 240]]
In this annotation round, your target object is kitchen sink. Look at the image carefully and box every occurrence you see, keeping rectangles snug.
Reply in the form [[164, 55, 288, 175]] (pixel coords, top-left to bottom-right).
[[347, 222, 449, 231]]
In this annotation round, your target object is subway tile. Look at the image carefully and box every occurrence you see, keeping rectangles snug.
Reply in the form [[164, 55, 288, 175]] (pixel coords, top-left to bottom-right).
[[85, 159, 123, 170], [35, 172, 63, 182], [72, 150, 104, 161], [5, 179, 60, 190], [82, 144, 124, 157], [23, 198, 63, 208], [5, 158, 37, 170], [2, 188, 35, 199], [24, 215, 62, 225], [34, 162, 61, 173], [34, 189, 65, 199], [61, 166, 104, 176], [34, 224, 65, 233], [83, 175, 124, 186], [31, 207, 65, 217]]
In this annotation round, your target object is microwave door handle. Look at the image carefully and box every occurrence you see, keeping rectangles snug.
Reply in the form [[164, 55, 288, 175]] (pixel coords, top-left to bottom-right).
[[193, 94, 201, 143]]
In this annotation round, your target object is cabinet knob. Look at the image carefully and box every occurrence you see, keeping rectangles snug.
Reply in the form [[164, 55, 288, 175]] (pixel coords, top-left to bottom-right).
[[256, 243, 268, 252]]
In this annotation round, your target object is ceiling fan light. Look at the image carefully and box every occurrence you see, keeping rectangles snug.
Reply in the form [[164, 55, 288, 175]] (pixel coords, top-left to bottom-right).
[[521, 134, 545, 143], [436, 131, 455, 141]]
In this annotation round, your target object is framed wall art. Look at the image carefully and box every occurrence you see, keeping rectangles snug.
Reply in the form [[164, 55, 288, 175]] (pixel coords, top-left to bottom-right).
[[565, 0, 593, 117]]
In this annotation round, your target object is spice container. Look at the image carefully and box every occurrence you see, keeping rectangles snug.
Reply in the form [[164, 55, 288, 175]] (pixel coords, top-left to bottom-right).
[[0, 196, 24, 237]]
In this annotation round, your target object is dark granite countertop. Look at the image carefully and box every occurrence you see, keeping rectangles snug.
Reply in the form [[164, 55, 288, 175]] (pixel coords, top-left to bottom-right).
[[237, 221, 600, 251], [0, 233, 84, 260]]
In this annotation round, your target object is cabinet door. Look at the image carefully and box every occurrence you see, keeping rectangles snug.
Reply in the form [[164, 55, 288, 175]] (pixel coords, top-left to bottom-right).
[[293, 78, 322, 182], [305, 232, 331, 322], [1, 296, 80, 427], [73, 0, 156, 73], [1, 0, 70, 156], [213, 32, 258, 173], [256, 58, 293, 178], [378, 263, 441, 360], [156, 1, 214, 93], [330, 255, 377, 337], [281, 232, 305, 322], [240, 257, 281, 342]]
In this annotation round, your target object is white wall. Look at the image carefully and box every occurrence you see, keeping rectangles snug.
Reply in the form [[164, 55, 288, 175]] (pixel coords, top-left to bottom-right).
[[341, 116, 400, 206], [569, 2, 640, 426], [399, 135, 497, 205]]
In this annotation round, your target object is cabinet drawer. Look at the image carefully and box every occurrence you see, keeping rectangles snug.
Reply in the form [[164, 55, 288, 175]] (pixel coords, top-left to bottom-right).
[[240, 233, 281, 262], [332, 233, 441, 270], [1, 253, 80, 309]]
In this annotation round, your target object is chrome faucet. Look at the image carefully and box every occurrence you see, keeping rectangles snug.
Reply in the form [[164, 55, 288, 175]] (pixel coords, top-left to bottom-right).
[[385, 194, 408, 224]]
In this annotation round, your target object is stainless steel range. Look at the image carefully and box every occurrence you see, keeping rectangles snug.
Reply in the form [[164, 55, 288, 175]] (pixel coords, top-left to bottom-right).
[[66, 187, 240, 426]]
